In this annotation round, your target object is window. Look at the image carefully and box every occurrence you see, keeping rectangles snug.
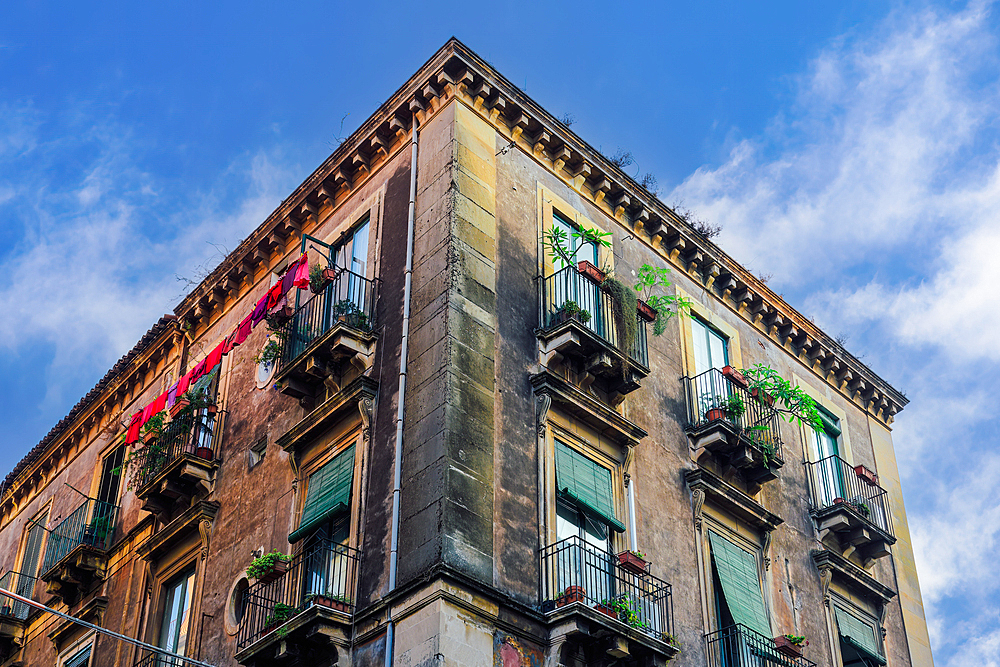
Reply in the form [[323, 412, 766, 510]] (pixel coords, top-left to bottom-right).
[[60, 642, 93, 667], [159, 569, 196, 661], [289, 445, 356, 602], [18, 508, 48, 584], [547, 214, 602, 336], [691, 316, 729, 375], [248, 437, 267, 469], [810, 405, 844, 507], [707, 532, 770, 637], [835, 607, 886, 666]]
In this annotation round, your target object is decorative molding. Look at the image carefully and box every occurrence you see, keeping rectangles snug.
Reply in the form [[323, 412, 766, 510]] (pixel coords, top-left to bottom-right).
[[529, 371, 647, 449], [761, 530, 772, 571], [536, 394, 552, 439], [622, 444, 635, 486], [692, 488, 706, 531], [137, 501, 220, 564], [358, 396, 374, 445], [812, 549, 896, 609], [684, 468, 783, 533], [199, 517, 213, 561]]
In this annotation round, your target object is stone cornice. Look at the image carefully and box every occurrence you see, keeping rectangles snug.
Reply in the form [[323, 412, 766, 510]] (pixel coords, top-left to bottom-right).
[[684, 467, 783, 532], [530, 370, 648, 448], [812, 549, 896, 606], [159, 38, 902, 428]]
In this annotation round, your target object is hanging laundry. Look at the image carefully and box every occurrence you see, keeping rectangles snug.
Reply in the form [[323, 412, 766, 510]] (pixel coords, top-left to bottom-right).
[[166, 381, 180, 409], [235, 314, 253, 345], [293, 253, 310, 289], [150, 391, 167, 415], [280, 260, 297, 295], [250, 293, 269, 329], [265, 282, 284, 310], [205, 340, 225, 372], [126, 412, 142, 444], [176, 368, 193, 397]]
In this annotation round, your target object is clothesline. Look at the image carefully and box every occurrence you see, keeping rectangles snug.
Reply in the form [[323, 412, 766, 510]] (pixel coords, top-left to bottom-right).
[[124, 253, 312, 444]]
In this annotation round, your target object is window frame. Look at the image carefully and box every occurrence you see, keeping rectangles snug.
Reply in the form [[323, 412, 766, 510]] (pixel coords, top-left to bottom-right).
[[292, 428, 363, 554], [698, 515, 772, 637], [57, 632, 95, 667], [832, 599, 885, 666]]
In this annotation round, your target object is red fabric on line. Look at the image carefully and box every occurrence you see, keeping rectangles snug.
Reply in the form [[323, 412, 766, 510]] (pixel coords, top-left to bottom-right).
[[236, 314, 253, 345], [293, 253, 310, 289], [126, 412, 142, 444], [205, 341, 224, 372]]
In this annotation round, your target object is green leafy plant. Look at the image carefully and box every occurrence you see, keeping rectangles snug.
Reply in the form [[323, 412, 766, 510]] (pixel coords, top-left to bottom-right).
[[263, 602, 296, 629], [275, 627, 289, 639], [86, 514, 114, 543], [333, 300, 368, 329], [558, 300, 592, 324], [309, 264, 328, 293], [848, 498, 871, 518], [246, 550, 291, 580], [253, 339, 283, 366], [627, 550, 646, 560], [664, 633, 682, 650], [633, 264, 693, 336], [783, 634, 808, 647], [602, 596, 649, 630], [602, 276, 638, 350], [543, 225, 612, 270], [740, 364, 823, 430]]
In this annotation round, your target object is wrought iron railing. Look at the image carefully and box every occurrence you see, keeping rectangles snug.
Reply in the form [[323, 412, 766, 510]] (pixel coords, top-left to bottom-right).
[[0, 571, 37, 620], [682, 368, 783, 459], [538, 265, 649, 367], [132, 648, 189, 667], [705, 624, 817, 667], [131, 412, 216, 490], [806, 455, 894, 538], [278, 268, 378, 370], [236, 540, 361, 651], [539, 536, 674, 643], [41, 498, 118, 574]]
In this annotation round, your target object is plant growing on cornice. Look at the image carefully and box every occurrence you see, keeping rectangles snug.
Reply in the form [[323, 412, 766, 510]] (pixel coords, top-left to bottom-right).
[[740, 364, 823, 431], [543, 226, 612, 271], [633, 264, 693, 336], [664, 633, 682, 651]]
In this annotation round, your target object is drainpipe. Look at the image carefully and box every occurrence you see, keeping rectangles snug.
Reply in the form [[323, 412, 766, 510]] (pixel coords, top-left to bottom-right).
[[627, 480, 639, 552], [385, 116, 418, 667]]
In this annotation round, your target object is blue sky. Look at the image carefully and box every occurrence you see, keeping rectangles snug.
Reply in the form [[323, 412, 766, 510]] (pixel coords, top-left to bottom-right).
[[1, 1, 996, 664]]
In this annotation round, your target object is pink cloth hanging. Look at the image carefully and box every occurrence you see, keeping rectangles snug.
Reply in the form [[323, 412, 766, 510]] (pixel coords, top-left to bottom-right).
[[293, 253, 310, 289]]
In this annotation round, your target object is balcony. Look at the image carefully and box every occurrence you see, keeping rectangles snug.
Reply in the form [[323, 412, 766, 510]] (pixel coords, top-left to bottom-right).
[[134, 412, 219, 521], [235, 540, 361, 667], [40, 498, 117, 605], [132, 648, 188, 666], [0, 571, 37, 658], [539, 536, 679, 665], [275, 269, 378, 406], [682, 368, 784, 487], [806, 456, 895, 564], [537, 266, 650, 401], [705, 625, 817, 667]]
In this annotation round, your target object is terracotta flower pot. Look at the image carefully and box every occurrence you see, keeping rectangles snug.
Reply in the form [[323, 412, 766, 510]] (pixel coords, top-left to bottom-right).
[[722, 365, 749, 389], [751, 387, 775, 406], [577, 260, 606, 284], [595, 603, 618, 620], [311, 595, 350, 613], [254, 559, 288, 585], [616, 551, 650, 575], [195, 447, 213, 460], [854, 465, 879, 485], [774, 636, 804, 658], [705, 408, 727, 422], [169, 398, 190, 419], [557, 585, 586, 607], [636, 300, 657, 322]]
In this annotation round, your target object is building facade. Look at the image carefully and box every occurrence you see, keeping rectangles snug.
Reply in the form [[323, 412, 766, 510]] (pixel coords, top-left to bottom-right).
[[0, 39, 933, 667]]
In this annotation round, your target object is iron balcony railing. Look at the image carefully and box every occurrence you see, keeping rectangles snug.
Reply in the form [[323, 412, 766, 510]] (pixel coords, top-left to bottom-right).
[[806, 455, 894, 538], [538, 265, 649, 367], [682, 368, 784, 459], [131, 412, 216, 490], [705, 624, 817, 667], [539, 536, 674, 643], [41, 498, 118, 574], [236, 540, 361, 651], [0, 571, 37, 620], [278, 268, 378, 371], [132, 648, 188, 667]]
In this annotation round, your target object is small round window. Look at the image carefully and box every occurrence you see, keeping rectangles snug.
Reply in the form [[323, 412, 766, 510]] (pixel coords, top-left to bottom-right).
[[225, 577, 250, 633], [256, 358, 275, 389]]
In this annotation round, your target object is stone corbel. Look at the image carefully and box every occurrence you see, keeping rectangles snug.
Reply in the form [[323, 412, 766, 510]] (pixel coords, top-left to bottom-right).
[[510, 112, 530, 142], [572, 161, 592, 190], [472, 81, 491, 110], [199, 517, 212, 560], [536, 394, 552, 439], [762, 530, 772, 571], [533, 130, 551, 158], [551, 145, 571, 174], [358, 397, 374, 445], [692, 488, 706, 531], [591, 177, 612, 206], [389, 115, 409, 142], [622, 444, 635, 487], [489, 96, 506, 124], [613, 193, 631, 220], [819, 565, 833, 607]]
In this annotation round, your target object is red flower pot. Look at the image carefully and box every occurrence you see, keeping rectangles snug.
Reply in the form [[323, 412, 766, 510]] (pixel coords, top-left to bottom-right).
[[637, 300, 657, 322], [774, 636, 804, 658], [595, 603, 618, 619], [616, 551, 650, 575], [854, 465, 879, 485], [577, 260, 607, 284], [194, 447, 213, 460], [169, 398, 190, 419], [706, 408, 727, 422], [311, 596, 350, 613], [557, 586, 586, 607], [723, 365, 749, 389], [751, 387, 775, 406], [254, 559, 288, 585]]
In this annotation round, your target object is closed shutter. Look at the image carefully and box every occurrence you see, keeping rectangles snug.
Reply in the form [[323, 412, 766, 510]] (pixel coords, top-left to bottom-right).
[[836, 608, 886, 665], [63, 645, 91, 667], [816, 404, 842, 437], [554, 442, 625, 533], [288, 445, 355, 544], [708, 532, 771, 638]]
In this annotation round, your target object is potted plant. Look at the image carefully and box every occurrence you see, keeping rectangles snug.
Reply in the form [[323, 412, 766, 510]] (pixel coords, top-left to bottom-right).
[[615, 550, 650, 575], [740, 364, 823, 430], [83, 514, 113, 547], [194, 446, 213, 460], [247, 550, 291, 584], [703, 394, 745, 422], [169, 397, 190, 419], [775, 634, 808, 657], [603, 596, 649, 630], [636, 299, 657, 322], [253, 339, 284, 367], [632, 264, 693, 336], [556, 300, 591, 325], [722, 365, 749, 388], [307, 593, 352, 613], [309, 264, 339, 294], [854, 465, 879, 486], [849, 498, 872, 519], [542, 224, 612, 280], [556, 586, 586, 607], [141, 412, 167, 445], [594, 601, 618, 619], [333, 300, 368, 330], [578, 260, 607, 283], [262, 602, 296, 633]]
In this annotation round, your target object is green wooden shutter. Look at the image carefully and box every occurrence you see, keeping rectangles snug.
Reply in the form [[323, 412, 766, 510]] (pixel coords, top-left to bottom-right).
[[816, 403, 842, 437], [64, 645, 92, 667], [288, 444, 355, 544], [708, 532, 771, 638], [554, 441, 625, 532], [836, 608, 885, 664]]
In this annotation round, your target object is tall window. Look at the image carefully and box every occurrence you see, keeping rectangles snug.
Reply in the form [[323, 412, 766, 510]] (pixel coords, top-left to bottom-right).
[[17, 508, 48, 595], [691, 317, 729, 375], [549, 213, 601, 335], [288, 445, 356, 602], [707, 532, 770, 637], [809, 405, 844, 507], [159, 569, 196, 662]]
